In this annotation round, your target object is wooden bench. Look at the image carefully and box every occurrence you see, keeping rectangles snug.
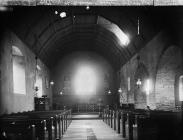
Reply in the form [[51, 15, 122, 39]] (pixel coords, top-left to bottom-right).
[[0, 109, 72, 140], [102, 108, 182, 140]]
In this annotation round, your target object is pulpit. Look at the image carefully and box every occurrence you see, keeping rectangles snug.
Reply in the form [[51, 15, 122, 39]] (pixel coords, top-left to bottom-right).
[[34, 96, 50, 111]]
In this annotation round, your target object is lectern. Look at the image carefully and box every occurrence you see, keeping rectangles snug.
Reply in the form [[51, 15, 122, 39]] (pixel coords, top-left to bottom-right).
[[34, 96, 50, 111]]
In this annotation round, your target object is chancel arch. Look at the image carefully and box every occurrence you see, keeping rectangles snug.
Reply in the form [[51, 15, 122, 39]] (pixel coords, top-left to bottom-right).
[[52, 51, 117, 107]]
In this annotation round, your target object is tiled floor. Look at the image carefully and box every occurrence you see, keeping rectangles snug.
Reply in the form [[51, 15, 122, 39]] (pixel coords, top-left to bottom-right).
[[62, 118, 125, 140]]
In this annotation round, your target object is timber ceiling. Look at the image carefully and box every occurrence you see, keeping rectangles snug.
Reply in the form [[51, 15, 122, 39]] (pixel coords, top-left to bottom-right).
[[1, 6, 179, 70]]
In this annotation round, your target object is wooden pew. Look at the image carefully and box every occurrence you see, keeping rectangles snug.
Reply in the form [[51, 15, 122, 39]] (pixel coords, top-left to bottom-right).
[[132, 114, 157, 140], [129, 110, 181, 140], [102, 108, 181, 140], [0, 109, 72, 140], [121, 111, 127, 138]]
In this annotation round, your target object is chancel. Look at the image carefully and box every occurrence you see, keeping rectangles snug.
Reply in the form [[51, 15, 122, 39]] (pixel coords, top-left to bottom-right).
[[0, 6, 183, 140]]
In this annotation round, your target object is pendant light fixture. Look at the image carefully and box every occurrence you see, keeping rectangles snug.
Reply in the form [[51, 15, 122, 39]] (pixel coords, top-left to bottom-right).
[[137, 17, 140, 35], [136, 56, 142, 88]]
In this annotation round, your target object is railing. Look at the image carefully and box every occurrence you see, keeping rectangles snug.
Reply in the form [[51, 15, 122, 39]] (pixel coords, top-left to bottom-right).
[[71, 104, 104, 113]]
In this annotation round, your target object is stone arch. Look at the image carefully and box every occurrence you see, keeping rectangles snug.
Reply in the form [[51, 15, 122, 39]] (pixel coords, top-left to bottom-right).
[[155, 45, 182, 110]]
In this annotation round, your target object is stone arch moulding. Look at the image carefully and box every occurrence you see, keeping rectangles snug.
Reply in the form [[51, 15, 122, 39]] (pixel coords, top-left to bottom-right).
[[155, 45, 182, 111]]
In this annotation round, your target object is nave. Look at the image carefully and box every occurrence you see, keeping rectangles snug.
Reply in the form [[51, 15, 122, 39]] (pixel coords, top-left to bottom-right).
[[1, 5, 183, 140], [62, 115, 123, 140]]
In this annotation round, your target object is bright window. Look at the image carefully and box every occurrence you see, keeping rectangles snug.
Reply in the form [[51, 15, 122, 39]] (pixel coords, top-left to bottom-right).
[[12, 46, 26, 94], [74, 66, 96, 95], [179, 75, 183, 101]]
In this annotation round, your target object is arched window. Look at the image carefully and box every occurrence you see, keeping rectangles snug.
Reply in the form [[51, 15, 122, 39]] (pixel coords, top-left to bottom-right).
[[179, 75, 183, 101], [12, 46, 26, 94]]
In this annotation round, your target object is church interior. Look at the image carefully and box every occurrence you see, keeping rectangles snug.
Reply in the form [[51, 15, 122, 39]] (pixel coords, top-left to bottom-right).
[[0, 6, 183, 140]]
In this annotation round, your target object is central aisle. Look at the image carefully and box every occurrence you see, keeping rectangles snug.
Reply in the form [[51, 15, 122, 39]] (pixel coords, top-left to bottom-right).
[[62, 119, 125, 140]]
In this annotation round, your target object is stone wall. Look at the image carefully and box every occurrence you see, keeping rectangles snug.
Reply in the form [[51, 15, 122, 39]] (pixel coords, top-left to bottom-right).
[[155, 46, 182, 110], [0, 30, 52, 114], [119, 31, 183, 110]]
